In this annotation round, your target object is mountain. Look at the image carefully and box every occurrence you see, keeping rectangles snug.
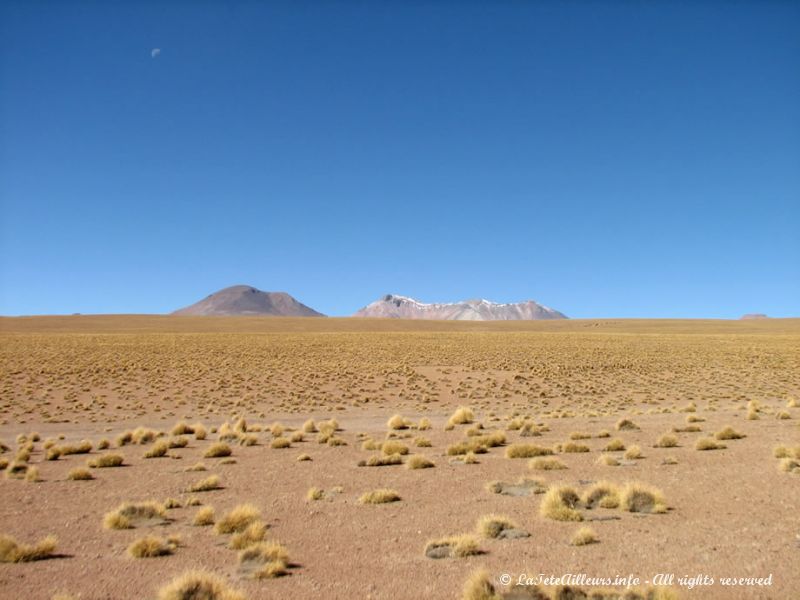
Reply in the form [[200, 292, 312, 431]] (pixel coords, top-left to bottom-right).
[[740, 313, 770, 320], [353, 294, 567, 320], [173, 285, 324, 317]]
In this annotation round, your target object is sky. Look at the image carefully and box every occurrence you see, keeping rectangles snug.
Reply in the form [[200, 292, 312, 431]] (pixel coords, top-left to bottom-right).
[[1, 1, 798, 319]]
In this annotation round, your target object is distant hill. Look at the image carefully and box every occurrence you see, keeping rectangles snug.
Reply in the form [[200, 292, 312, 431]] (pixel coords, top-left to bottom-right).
[[353, 294, 567, 320], [173, 285, 324, 317], [740, 313, 770, 320]]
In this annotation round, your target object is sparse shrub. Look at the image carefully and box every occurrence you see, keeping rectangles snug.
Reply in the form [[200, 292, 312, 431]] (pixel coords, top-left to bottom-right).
[[715, 426, 745, 440], [604, 438, 626, 452], [171, 422, 194, 436], [616, 418, 639, 431], [418, 417, 432, 430], [193, 424, 207, 440], [695, 437, 726, 451], [144, 440, 169, 458], [164, 498, 182, 509], [539, 485, 582, 521], [0, 534, 58, 562], [89, 453, 124, 468], [302, 419, 317, 433], [654, 433, 679, 448], [561, 442, 590, 453], [229, 521, 267, 549], [60, 440, 92, 455], [424, 534, 480, 559], [289, 431, 304, 443], [583, 481, 620, 509], [406, 454, 434, 469], [461, 569, 503, 600], [447, 406, 475, 427], [68, 467, 94, 480], [415, 436, 432, 447], [169, 437, 189, 449], [189, 475, 221, 492], [387, 414, 409, 430], [128, 535, 175, 558], [381, 440, 409, 456], [103, 501, 166, 530], [620, 483, 667, 513], [25, 466, 40, 482], [307, 487, 324, 501], [193, 506, 215, 526], [506, 444, 553, 459], [215, 504, 261, 534], [571, 526, 598, 546], [185, 462, 207, 472], [569, 432, 592, 440], [297, 453, 311, 461], [358, 454, 403, 467], [530, 457, 567, 470], [359, 489, 400, 504], [624, 445, 643, 459], [270, 438, 291, 449], [238, 541, 289, 579], [476, 515, 517, 538], [778, 458, 800, 473], [204, 443, 232, 458], [156, 570, 245, 600], [447, 440, 488, 456]]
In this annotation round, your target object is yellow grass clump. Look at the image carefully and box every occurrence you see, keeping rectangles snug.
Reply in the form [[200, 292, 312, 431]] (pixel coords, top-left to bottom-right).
[[229, 521, 268, 549], [583, 481, 621, 509], [204, 443, 232, 458], [127, 535, 175, 558], [156, 570, 245, 600], [406, 454, 435, 469], [424, 534, 480, 558], [0, 534, 57, 562], [529, 457, 567, 470], [539, 485, 582, 521], [571, 526, 599, 546], [103, 501, 166, 530], [695, 437, 726, 451], [193, 506, 215, 526], [359, 489, 401, 504], [715, 426, 745, 440], [461, 568, 502, 600], [447, 406, 475, 427], [215, 504, 261, 534], [68, 467, 94, 481], [505, 444, 553, 459], [88, 453, 124, 468], [238, 541, 289, 579], [476, 515, 517, 538], [189, 475, 221, 492], [620, 483, 668, 513]]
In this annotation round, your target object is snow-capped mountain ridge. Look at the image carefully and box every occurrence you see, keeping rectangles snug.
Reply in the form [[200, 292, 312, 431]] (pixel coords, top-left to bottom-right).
[[354, 294, 567, 321]]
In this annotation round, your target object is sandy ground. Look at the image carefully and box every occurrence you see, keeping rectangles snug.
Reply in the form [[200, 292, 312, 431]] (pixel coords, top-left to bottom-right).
[[1, 316, 798, 600]]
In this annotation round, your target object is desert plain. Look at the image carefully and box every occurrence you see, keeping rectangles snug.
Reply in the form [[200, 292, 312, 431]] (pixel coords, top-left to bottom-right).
[[1, 315, 799, 600]]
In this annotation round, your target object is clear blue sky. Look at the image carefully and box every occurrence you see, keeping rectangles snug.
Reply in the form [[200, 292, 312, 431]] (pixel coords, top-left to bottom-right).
[[1, 1, 798, 318]]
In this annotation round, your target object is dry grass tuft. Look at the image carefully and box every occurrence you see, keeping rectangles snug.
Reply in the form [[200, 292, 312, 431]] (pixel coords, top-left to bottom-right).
[[215, 504, 261, 534], [68, 467, 94, 481], [238, 541, 289, 579], [406, 454, 435, 469], [193, 506, 215, 526], [583, 481, 621, 509], [307, 487, 324, 501], [230, 521, 268, 549], [461, 568, 502, 600], [604, 438, 626, 452], [506, 444, 553, 459], [156, 570, 245, 600], [695, 437, 726, 451], [539, 485, 582, 521], [88, 453, 124, 468], [616, 418, 639, 431], [654, 433, 679, 448], [270, 438, 291, 449], [127, 535, 175, 558], [358, 454, 403, 467], [447, 406, 475, 427], [103, 501, 166, 530], [204, 443, 232, 458], [715, 426, 745, 440], [387, 414, 410, 430], [529, 457, 567, 470], [571, 526, 599, 546], [144, 440, 169, 458], [620, 483, 668, 513], [359, 489, 401, 504], [476, 515, 517, 538], [0, 534, 58, 562], [189, 475, 221, 492], [624, 445, 643, 459], [424, 534, 480, 559], [561, 442, 590, 453], [381, 440, 410, 456]]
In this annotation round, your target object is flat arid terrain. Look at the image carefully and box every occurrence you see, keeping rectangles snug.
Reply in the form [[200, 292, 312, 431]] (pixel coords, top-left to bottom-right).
[[1, 316, 799, 600]]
